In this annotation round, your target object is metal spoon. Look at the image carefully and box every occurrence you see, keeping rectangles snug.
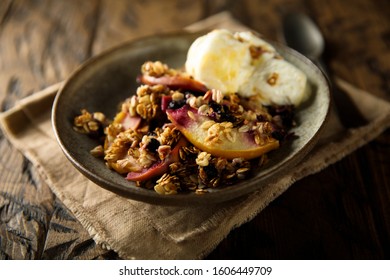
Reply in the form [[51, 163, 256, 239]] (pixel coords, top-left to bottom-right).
[[282, 13, 327, 76], [281, 13, 367, 128]]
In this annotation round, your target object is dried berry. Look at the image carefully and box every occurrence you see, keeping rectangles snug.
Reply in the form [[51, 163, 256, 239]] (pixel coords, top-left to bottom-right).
[[146, 138, 160, 152], [168, 98, 186, 109], [202, 164, 218, 179], [267, 105, 295, 129], [209, 101, 237, 123]]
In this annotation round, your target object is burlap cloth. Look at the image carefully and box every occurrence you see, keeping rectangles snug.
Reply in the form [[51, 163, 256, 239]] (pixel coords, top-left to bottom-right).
[[1, 12, 390, 259]]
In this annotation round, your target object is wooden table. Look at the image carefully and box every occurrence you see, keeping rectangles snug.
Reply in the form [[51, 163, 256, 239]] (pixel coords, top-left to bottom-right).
[[1, 0, 389, 259]]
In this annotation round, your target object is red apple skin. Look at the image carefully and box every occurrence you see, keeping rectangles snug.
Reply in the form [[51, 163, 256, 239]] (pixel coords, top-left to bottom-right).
[[125, 137, 187, 181], [161, 95, 172, 112], [138, 74, 208, 92], [121, 114, 142, 131], [166, 105, 279, 160]]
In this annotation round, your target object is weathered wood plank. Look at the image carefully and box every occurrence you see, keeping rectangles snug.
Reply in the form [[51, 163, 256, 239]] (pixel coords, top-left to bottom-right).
[[0, 0, 109, 259], [0, 0, 100, 109], [42, 198, 118, 260], [91, 0, 204, 54], [0, 135, 52, 259]]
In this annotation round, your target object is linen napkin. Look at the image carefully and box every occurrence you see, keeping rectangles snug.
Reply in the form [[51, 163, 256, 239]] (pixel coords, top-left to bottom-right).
[[1, 12, 390, 259]]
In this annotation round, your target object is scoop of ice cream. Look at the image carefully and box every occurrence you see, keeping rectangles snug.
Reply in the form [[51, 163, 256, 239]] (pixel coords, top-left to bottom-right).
[[185, 29, 253, 94], [233, 31, 276, 66], [185, 29, 309, 107], [239, 58, 310, 106]]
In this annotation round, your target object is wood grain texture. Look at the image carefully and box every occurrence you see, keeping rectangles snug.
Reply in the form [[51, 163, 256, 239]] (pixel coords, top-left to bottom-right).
[[0, 0, 389, 260]]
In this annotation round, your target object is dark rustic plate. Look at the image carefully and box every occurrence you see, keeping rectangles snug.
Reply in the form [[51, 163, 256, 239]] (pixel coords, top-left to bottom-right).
[[52, 31, 330, 205]]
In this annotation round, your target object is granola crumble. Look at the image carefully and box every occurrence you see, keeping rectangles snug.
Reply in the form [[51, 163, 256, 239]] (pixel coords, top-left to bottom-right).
[[73, 61, 295, 195]]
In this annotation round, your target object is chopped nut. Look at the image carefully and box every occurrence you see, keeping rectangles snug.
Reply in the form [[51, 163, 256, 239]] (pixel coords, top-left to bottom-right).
[[158, 145, 171, 160], [130, 95, 137, 107], [267, 72, 279, 85], [187, 96, 198, 108], [90, 145, 104, 157], [172, 91, 184, 101], [87, 121, 99, 132], [196, 152, 211, 167], [93, 112, 106, 123], [249, 45, 266, 59]]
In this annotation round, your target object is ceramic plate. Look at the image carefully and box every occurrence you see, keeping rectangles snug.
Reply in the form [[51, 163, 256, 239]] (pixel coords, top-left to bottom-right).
[[52, 32, 330, 205]]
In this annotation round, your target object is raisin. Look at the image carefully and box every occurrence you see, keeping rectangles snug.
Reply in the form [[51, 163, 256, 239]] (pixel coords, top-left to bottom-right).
[[168, 99, 186, 109], [146, 138, 160, 152], [203, 165, 219, 179], [267, 105, 295, 129], [209, 102, 236, 123], [210, 102, 222, 113], [220, 105, 236, 123]]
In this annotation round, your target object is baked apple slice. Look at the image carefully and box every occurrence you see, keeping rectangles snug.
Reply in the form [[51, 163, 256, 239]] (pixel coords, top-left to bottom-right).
[[114, 111, 142, 131], [125, 136, 187, 181], [139, 74, 208, 92], [166, 105, 279, 160]]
